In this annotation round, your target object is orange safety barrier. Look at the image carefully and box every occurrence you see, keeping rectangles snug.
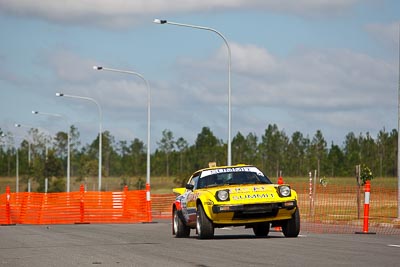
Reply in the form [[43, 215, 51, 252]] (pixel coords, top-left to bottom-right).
[[151, 193, 176, 218], [0, 185, 150, 225], [0, 186, 13, 225], [293, 182, 400, 235], [2, 182, 400, 235], [355, 180, 376, 234], [362, 180, 372, 233]]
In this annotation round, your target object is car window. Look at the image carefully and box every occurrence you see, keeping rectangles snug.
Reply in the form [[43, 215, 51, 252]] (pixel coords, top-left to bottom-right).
[[190, 175, 199, 189], [197, 174, 218, 189]]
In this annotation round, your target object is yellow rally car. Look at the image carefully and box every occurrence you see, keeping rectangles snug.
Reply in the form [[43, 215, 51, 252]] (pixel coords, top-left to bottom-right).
[[172, 164, 300, 239]]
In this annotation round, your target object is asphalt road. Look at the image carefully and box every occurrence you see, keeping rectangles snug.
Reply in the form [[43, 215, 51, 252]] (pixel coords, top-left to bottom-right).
[[0, 220, 399, 267]]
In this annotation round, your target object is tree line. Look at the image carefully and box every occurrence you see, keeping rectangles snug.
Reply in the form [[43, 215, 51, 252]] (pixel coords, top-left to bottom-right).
[[0, 124, 397, 191]]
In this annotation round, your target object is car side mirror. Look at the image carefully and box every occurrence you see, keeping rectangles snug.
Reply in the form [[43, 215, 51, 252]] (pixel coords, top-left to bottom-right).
[[185, 184, 194, 191]]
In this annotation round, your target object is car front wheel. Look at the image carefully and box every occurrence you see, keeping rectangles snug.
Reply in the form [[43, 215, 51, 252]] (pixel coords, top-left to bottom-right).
[[173, 208, 190, 238], [253, 222, 270, 237], [196, 204, 214, 239], [282, 208, 300, 237]]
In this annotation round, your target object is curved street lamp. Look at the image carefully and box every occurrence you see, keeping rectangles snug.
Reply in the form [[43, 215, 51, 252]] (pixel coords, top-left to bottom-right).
[[153, 18, 232, 166], [32, 110, 71, 192], [93, 65, 152, 218], [56, 92, 103, 191]]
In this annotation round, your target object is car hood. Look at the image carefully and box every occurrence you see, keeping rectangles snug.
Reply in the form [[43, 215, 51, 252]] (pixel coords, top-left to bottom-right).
[[200, 184, 293, 204]]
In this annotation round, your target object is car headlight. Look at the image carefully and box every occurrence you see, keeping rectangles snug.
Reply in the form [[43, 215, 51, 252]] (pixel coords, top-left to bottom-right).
[[216, 190, 230, 201], [278, 185, 291, 197]]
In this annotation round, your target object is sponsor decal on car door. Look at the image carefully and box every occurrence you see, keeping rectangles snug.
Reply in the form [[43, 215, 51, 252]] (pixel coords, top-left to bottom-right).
[[186, 191, 199, 223]]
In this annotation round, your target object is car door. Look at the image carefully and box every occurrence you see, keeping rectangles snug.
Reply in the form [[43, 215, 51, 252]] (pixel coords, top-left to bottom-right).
[[181, 174, 199, 225], [180, 176, 198, 224]]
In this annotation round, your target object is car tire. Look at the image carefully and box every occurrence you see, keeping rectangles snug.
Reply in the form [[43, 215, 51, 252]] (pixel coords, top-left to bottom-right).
[[196, 204, 214, 239], [173, 208, 190, 238], [282, 208, 300, 238], [252, 222, 270, 237]]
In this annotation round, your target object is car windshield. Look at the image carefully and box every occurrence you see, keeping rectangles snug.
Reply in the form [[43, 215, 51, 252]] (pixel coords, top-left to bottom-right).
[[197, 171, 272, 189]]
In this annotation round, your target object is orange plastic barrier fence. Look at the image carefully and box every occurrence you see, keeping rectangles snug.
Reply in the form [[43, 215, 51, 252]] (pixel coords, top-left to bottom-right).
[[2, 183, 400, 235], [291, 182, 400, 235], [151, 193, 176, 218], [0, 186, 150, 225]]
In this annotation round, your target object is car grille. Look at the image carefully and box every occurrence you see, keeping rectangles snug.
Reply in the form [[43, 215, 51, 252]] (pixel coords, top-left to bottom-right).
[[232, 203, 279, 220]]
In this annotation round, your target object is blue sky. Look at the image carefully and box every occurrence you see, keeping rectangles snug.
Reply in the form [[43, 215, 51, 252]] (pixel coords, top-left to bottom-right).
[[1, 0, 399, 151]]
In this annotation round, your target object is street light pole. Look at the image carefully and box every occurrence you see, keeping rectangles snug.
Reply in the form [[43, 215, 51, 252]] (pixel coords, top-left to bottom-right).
[[32, 110, 71, 192], [14, 124, 32, 166], [1, 133, 19, 193], [93, 65, 152, 220], [56, 92, 103, 191], [397, 24, 400, 219], [153, 18, 232, 166], [16, 143, 19, 193]]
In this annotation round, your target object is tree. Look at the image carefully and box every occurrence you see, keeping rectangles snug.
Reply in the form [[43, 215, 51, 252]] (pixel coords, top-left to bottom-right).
[[232, 132, 259, 165], [232, 132, 246, 164], [43, 150, 63, 177], [310, 130, 327, 179], [327, 142, 345, 177], [157, 129, 175, 177], [387, 129, 398, 176], [359, 132, 377, 175], [31, 149, 62, 192], [193, 127, 223, 169], [69, 125, 81, 177], [343, 132, 361, 176], [129, 138, 146, 176], [43, 150, 64, 192], [2, 123, 400, 187], [287, 131, 308, 176], [260, 124, 289, 178], [176, 137, 188, 173], [100, 131, 117, 177], [245, 132, 258, 165], [53, 130, 68, 177], [85, 130, 114, 178], [18, 139, 31, 177], [377, 129, 388, 177]]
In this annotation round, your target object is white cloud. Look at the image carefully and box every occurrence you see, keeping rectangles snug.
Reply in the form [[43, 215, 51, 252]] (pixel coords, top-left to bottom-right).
[[365, 21, 400, 49], [46, 50, 97, 82], [171, 41, 397, 143], [0, 0, 359, 27], [21, 37, 396, 147], [177, 42, 396, 110], [230, 43, 278, 75]]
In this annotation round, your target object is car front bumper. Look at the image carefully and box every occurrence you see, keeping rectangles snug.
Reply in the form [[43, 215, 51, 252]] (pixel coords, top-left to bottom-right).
[[211, 200, 297, 220]]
